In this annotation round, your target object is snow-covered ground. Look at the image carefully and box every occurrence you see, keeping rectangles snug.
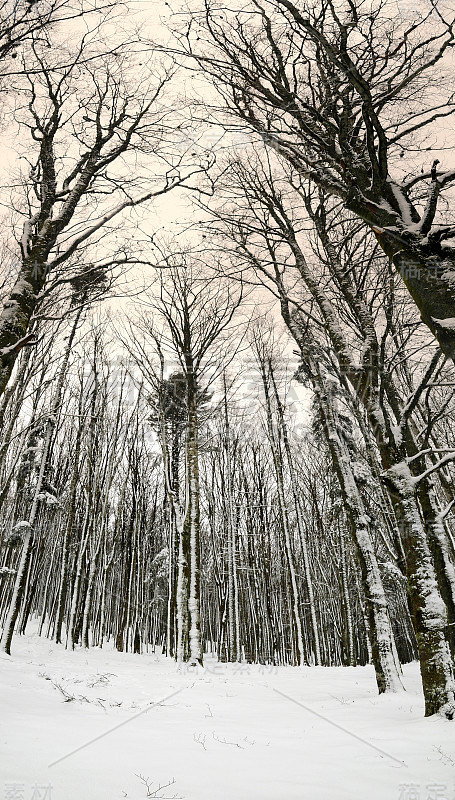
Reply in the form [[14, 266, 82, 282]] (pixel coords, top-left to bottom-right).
[[1, 628, 454, 800]]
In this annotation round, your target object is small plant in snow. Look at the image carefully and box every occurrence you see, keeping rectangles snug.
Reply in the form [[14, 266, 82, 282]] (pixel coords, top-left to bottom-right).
[[135, 774, 182, 799], [193, 732, 207, 750], [434, 745, 455, 767], [87, 672, 116, 688], [52, 680, 91, 704], [211, 731, 244, 748], [52, 681, 76, 702]]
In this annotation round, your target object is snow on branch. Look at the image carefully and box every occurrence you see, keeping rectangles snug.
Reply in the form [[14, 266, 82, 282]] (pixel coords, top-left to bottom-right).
[[409, 451, 455, 486]]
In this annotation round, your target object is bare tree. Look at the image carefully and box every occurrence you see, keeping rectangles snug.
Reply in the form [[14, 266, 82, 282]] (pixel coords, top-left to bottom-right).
[[0, 32, 211, 396], [128, 258, 242, 665], [251, 328, 306, 666], [205, 151, 455, 714], [0, 0, 111, 70], [0, 305, 416, 672], [177, 0, 455, 358]]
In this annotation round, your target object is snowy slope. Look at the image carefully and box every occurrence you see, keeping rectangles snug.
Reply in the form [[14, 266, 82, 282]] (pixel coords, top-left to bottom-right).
[[1, 629, 454, 800]]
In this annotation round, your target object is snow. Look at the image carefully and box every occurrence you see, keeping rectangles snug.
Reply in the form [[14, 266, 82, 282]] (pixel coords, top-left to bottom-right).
[[0, 566, 15, 577], [20, 214, 39, 257], [390, 424, 403, 448], [351, 460, 371, 485], [388, 183, 414, 227], [1, 628, 455, 800], [382, 561, 407, 583], [441, 268, 455, 289], [36, 492, 60, 506], [431, 317, 455, 331], [11, 521, 32, 532]]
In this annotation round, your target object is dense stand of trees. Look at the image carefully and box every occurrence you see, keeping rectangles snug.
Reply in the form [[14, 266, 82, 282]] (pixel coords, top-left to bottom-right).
[[0, 0, 455, 723], [203, 151, 455, 713], [0, 316, 416, 671]]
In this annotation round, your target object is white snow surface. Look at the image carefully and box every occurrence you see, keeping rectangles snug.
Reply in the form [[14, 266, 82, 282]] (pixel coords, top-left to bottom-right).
[[1, 626, 455, 800], [432, 317, 455, 330]]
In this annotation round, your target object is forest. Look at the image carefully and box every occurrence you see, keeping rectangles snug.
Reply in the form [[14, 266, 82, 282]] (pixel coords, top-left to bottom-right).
[[1, 1, 455, 798]]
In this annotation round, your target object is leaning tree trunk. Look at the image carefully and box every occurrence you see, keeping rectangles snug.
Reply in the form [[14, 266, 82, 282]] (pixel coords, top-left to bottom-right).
[[369, 227, 455, 361], [308, 367, 404, 693], [273, 283, 403, 688], [281, 215, 455, 714], [383, 462, 455, 717]]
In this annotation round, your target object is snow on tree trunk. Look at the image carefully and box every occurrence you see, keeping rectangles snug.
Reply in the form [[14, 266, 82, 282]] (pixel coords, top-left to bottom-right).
[[415, 474, 455, 654], [176, 502, 190, 664], [339, 524, 356, 667], [318, 383, 404, 693], [286, 322, 402, 689], [2, 307, 82, 652], [385, 461, 455, 717], [186, 389, 203, 666]]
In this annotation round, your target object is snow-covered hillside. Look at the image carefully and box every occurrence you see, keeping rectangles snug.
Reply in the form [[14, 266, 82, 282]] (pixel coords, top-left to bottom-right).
[[1, 629, 454, 800]]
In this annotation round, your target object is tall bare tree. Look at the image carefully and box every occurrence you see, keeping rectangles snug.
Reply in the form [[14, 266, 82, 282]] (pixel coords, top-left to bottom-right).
[[177, 0, 455, 358], [0, 0, 110, 69], [129, 259, 242, 665], [0, 31, 210, 395]]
